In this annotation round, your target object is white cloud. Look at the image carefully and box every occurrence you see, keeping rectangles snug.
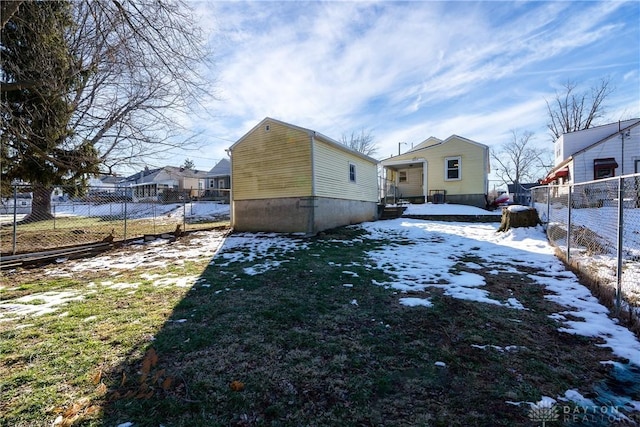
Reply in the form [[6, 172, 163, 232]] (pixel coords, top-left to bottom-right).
[[151, 1, 639, 172]]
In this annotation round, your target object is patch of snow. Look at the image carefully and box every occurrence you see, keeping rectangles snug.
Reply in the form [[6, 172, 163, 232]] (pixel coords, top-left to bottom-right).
[[403, 203, 501, 216], [0, 291, 84, 320], [399, 297, 433, 307]]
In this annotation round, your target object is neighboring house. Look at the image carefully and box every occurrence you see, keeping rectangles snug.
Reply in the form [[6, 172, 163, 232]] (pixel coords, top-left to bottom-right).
[[205, 158, 231, 202], [380, 135, 490, 208], [0, 192, 32, 215], [542, 119, 640, 185], [228, 117, 379, 234], [120, 166, 207, 201], [87, 174, 121, 195]]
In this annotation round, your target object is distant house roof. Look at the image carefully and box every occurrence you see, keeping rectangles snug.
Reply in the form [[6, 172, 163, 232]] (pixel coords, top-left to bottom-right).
[[381, 134, 489, 163], [207, 158, 230, 177], [407, 134, 489, 153], [507, 183, 539, 193], [121, 166, 207, 185], [100, 175, 121, 185], [162, 166, 207, 178]]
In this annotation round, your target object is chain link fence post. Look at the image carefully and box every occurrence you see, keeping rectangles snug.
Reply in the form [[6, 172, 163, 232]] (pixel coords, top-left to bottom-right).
[[124, 196, 128, 241], [616, 176, 624, 312], [531, 175, 639, 323], [183, 192, 187, 233], [567, 186, 572, 261], [12, 184, 18, 255]]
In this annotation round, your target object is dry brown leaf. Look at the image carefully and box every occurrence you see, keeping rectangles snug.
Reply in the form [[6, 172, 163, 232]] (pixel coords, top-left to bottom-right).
[[63, 402, 82, 418], [91, 370, 102, 385], [61, 414, 79, 427], [85, 405, 101, 416], [230, 380, 245, 392], [141, 358, 152, 377], [95, 382, 107, 395], [136, 390, 154, 399], [146, 348, 158, 367], [120, 371, 127, 387], [161, 377, 173, 390]]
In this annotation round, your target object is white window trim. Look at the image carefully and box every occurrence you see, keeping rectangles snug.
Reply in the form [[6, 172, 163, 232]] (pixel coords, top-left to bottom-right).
[[349, 162, 357, 183], [444, 156, 462, 181], [398, 170, 408, 183]]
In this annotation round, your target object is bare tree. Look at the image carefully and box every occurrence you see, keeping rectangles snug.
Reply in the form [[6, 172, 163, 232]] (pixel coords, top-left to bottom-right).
[[546, 77, 613, 140], [0, 1, 23, 29], [67, 0, 217, 173], [341, 129, 378, 157], [491, 130, 551, 186]]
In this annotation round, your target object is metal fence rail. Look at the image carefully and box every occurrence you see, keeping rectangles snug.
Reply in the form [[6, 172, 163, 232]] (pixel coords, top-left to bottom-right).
[[531, 173, 640, 319], [1, 185, 230, 255]]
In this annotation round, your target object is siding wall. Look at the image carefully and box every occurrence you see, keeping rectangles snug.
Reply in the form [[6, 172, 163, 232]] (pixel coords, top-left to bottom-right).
[[555, 119, 639, 165], [572, 136, 640, 183], [390, 137, 487, 196], [396, 166, 423, 197], [232, 121, 312, 200], [313, 139, 379, 202]]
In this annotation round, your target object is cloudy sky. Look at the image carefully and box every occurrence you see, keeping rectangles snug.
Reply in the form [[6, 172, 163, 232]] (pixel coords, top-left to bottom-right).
[[165, 0, 639, 177]]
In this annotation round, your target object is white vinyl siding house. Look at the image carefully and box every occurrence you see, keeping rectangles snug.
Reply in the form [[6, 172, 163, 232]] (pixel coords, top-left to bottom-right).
[[543, 119, 640, 185]]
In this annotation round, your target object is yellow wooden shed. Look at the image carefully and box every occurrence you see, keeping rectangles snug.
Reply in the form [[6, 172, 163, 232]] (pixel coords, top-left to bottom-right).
[[228, 118, 379, 234]]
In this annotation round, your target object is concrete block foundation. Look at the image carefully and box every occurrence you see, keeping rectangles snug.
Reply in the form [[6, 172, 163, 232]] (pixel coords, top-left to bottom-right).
[[232, 197, 378, 234]]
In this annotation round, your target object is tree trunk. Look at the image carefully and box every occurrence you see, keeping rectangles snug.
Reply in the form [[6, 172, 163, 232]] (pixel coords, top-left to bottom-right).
[[21, 186, 54, 223], [497, 206, 540, 232]]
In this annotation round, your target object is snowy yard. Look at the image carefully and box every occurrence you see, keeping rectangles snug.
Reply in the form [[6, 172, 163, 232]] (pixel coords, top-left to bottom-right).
[[1, 204, 640, 426]]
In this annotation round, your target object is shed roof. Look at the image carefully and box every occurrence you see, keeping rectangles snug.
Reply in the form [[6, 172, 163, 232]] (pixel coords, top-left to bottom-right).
[[229, 117, 379, 164]]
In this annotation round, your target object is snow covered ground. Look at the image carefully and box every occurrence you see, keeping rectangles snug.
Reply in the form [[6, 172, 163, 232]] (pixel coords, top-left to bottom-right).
[[2, 202, 639, 417], [535, 202, 640, 305], [403, 202, 502, 216]]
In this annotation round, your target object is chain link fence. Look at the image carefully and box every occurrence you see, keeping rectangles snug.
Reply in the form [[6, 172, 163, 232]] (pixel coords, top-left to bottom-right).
[[531, 173, 640, 322], [1, 185, 230, 255]]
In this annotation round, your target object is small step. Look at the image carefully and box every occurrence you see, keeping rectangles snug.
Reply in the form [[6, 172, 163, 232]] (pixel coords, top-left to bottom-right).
[[380, 206, 406, 220]]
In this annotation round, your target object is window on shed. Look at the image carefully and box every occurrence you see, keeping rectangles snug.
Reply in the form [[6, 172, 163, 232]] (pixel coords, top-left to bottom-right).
[[398, 171, 407, 183], [445, 157, 461, 180], [349, 163, 356, 182], [593, 158, 617, 180]]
